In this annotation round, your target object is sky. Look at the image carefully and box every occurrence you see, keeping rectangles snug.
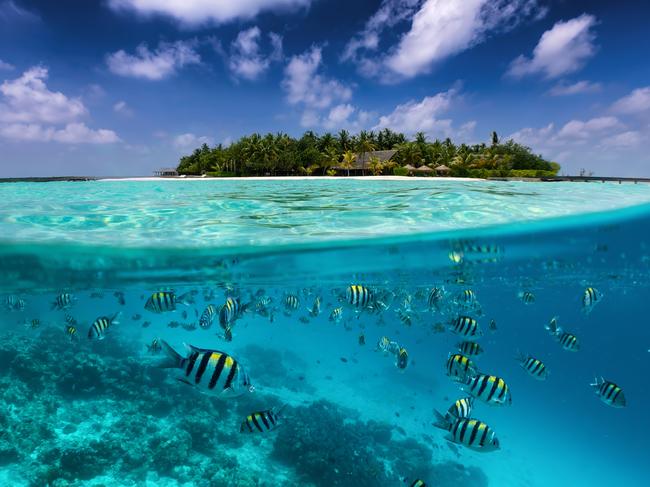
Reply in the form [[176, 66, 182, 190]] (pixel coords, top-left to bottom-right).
[[0, 0, 648, 177]]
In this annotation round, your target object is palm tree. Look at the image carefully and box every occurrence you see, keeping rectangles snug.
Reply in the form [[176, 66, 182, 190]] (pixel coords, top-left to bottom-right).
[[340, 150, 357, 177], [368, 156, 383, 176], [322, 145, 340, 175], [395, 142, 422, 167], [356, 131, 375, 175], [337, 130, 351, 152]]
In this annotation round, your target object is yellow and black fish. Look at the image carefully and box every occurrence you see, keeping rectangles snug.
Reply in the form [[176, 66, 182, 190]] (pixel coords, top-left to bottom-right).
[[52, 293, 75, 310], [396, 347, 408, 370], [446, 353, 477, 383], [240, 407, 284, 433], [457, 341, 483, 356], [450, 316, 481, 337], [444, 396, 474, 420], [427, 287, 444, 311], [517, 353, 548, 380], [308, 296, 321, 317], [582, 287, 603, 314], [345, 285, 374, 308], [545, 317, 579, 351], [65, 325, 77, 341], [284, 294, 300, 311], [158, 341, 253, 398], [144, 291, 191, 313], [199, 304, 218, 329], [410, 480, 426, 487], [464, 374, 512, 406], [433, 411, 500, 452], [88, 312, 121, 340], [219, 297, 247, 328], [591, 377, 626, 408], [329, 307, 343, 323], [518, 291, 535, 305]]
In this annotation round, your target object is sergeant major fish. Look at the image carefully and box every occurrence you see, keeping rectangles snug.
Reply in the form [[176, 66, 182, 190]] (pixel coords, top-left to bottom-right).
[[52, 293, 75, 310], [591, 377, 626, 408], [518, 291, 535, 305], [450, 316, 481, 338], [158, 340, 253, 398], [144, 291, 192, 313], [443, 397, 474, 421], [88, 312, 121, 340], [457, 341, 483, 357], [516, 353, 548, 380], [582, 287, 603, 314], [446, 353, 478, 383], [240, 406, 285, 433], [219, 298, 247, 328], [545, 317, 580, 352], [199, 304, 218, 329], [396, 347, 408, 370], [329, 307, 343, 323], [433, 411, 500, 452], [464, 374, 512, 406], [345, 285, 374, 309]]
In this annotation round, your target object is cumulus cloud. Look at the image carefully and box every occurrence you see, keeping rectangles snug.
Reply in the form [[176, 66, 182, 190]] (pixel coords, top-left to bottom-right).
[[373, 89, 457, 137], [283, 46, 352, 111], [611, 87, 650, 115], [507, 14, 597, 79], [113, 100, 134, 116], [600, 130, 643, 148], [0, 59, 14, 70], [344, 0, 545, 81], [107, 0, 311, 26], [548, 80, 601, 96], [106, 40, 200, 80], [0, 67, 119, 144], [173, 133, 214, 149], [228, 27, 282, 81]]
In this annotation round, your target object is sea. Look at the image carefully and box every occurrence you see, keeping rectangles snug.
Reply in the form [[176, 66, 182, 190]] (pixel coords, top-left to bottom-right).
[[0, 178, 649, 487]]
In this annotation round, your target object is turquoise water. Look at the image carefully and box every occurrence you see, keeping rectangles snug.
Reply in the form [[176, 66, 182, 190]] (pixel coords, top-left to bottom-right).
[[1, 179, 650, 486]]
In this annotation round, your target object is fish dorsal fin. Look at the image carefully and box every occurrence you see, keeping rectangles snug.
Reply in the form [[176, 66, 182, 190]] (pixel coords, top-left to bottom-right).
[[184, 343, 225, 355]]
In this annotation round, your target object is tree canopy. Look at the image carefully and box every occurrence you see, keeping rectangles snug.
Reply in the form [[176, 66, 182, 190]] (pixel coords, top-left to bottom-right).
[[176, 129, 560, 178]]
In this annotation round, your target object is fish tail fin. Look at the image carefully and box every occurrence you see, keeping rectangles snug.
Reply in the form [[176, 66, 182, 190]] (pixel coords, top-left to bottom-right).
[[514, 350, 526, 363], [110, 311, 122, 325], [177, 292, 194, 306], [590, 376, 603, 388], [433, 409, 451, 430], [156, 340, 183, 368]]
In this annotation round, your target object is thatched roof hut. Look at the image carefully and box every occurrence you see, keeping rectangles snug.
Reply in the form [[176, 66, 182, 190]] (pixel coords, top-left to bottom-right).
[[414, 165, 434, 173], [435, 164, 451, 176], [403, 164, 416, 171]]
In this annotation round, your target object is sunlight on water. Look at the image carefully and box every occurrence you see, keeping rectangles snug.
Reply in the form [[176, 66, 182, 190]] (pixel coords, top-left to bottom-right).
[[0, 180, 649, 487]]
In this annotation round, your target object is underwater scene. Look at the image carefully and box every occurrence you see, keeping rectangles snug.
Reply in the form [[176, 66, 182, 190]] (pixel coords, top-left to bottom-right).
[[1, 179, 650, 487]]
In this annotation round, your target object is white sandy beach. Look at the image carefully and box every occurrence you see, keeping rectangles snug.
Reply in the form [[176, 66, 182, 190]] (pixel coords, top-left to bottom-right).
[[99, 175, 481, 182]]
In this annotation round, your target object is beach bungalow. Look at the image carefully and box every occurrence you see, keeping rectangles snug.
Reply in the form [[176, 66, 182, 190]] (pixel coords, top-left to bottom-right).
[[335, 149, 397, 176], [154, 168, 179, 177], [414, 165, 434, 176], [435, 165, 451, 176], [403, 164, 416, 175]]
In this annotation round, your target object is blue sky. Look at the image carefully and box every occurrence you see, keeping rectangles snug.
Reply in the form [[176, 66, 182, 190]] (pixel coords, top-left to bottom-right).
[[0, 0, 648, 177]]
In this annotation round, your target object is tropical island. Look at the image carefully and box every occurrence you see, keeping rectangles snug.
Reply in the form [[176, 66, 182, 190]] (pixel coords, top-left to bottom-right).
[[175, 129, 560, 179]]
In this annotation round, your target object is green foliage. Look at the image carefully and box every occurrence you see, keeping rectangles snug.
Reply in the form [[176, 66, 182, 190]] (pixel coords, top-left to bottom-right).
[[176, 130, 560, 177], [393, 166, 409, 176]]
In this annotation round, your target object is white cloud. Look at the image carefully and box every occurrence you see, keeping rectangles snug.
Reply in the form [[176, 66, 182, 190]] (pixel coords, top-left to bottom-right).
[[283, 46, 352, 111], [507, 14, 597, 79], [173, 133, 214, 149], [0, 66, 86, 123], [0, 0, 39, 23], [556, 116, 621, 140], [0, 122, 120, 143], [600, 131, 643, 148], [107, 0, 311, 26], [106, 40, 200, 80], [344, 0, 545, 81], [0, 67, 119, 144], [228, 27, 282, 81], [373, 89, 456, 136], [548, 80, 601, 96], [113, 100, 134, 116], [611, 87, 650, 115], [0, 59, 14, 70]]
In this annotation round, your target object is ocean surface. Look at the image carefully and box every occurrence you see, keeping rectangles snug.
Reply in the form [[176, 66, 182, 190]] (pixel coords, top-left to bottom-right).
[[1, 178, 649, 487]]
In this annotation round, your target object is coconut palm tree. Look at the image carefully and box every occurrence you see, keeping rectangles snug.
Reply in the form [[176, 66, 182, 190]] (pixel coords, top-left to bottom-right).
[[368, 156, 383, 176], [356, 131, 375, 175], [340, 150, 357, 177]]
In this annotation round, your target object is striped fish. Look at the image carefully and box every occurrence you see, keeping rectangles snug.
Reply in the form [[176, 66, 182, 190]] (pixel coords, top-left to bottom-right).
[[147, 338, 162, 354], [52, 293, 75, 310], [158, 341, 253, 398], [410, 480, 426, 487], [376, 336, 400, 355], [450, 316, 481, 337], [219, 298, 247, 328], [446, 353, 477, 383], [427, 287, 444, 311], [26, 318, 40, 329], [144, 291, 191, 313], [345, 285, 374, 308], [87, 312, 121, 340], [5, 295, 25, 311], [445, 396, 474, 420], [582, 287, 603, 314], [65, 325, 77, 341], [591, 377, 626, 408], [398, 309, 413, 327], [284, 294, 300, 311], [240, 407, 284, 433], [308, 296, 321, 317], [396, 347, 409, 370], [545, 317, 580, 352], [457, 341, 483, 356], [433, 411, 500, 452], [517, 353, 548, 380], [464, 374, 512, 406], [518, 291, 535, 305], [65, 314, 77, 326], [456, 289, 477, 306], [329, 307, 343, 323], [199, 304, 218, 329]]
